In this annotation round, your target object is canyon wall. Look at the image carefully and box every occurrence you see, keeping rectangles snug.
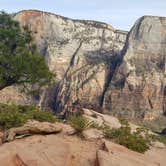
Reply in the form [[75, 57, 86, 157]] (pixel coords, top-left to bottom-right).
[[1, 10, 166, 120], [14, 10, 127, 112], [104, 16, 166, 120]]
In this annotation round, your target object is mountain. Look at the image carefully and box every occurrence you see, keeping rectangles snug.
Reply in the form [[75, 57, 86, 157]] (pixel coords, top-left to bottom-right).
[[1, 10, 166, 121], [13, 10, 127, 111], [104, 16, 166, 120]]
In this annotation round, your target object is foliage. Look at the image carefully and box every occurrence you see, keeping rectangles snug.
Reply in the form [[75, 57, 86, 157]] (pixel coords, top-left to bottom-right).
[[0, 104, 55, 130], [89, 121, 105, 130], [0, 104, 27, 130], [118, 118, 129, 126], [69, 115, 89, 134], [29, 109, 55, 123], [0, 11, 53, 92], [103, 125, 150, 153]]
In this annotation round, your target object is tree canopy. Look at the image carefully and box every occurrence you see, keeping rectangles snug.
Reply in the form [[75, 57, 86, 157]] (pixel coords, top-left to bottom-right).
[[0, 11, 53, 92]]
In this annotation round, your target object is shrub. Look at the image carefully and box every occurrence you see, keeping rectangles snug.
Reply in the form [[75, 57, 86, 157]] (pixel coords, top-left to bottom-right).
[[0, 104, 27, 130], [30, 110, 55, 123], [69, 115, 89, 134], [89, 121, 105, 130], [0, 104, 56, 130], [103, 126, 150, 153], [118, 118, 129, 126], [0, 12, 54, 92]]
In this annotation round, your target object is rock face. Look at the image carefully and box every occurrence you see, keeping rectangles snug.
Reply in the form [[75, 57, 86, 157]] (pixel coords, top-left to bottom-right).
[[0, 133, 165, 166], [104, 16, 166, 120], [13, 10, 127, 112], [95, 140, 166, 166], [0, 86, 34, 105], [4, 10, 165, 120]]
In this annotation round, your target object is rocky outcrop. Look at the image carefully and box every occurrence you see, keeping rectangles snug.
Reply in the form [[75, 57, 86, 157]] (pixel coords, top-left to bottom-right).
[[95, 140, 166, 166], [13, 10, 127, 111], [4, 120, 62, 142], [0, 86, 34, 105], [104, 16, 166, 120], [0, 132, 165, 166]]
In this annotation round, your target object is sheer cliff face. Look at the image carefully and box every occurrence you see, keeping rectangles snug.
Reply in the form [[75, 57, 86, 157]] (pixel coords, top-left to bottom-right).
[[8, 10, 166, 120], [14, 10, 127, 111], [104, 16, 166, 120]]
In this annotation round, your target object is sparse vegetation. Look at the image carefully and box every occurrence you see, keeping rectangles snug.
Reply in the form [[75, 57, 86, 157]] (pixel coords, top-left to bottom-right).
[[118, 118, 129, 126], [0, 104, 27, 130], [69, 115, 89, 136], [67, 113, 165, 153], [89, 121, 105, 130], [103, 125, 150, 153], [0, 104, 55, 130]]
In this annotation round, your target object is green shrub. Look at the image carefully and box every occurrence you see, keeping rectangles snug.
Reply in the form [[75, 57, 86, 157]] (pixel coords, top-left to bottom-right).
[[118, 118, 129, 126], [89, 121, 105, 130], [0, 104, 55, 130], [103, 126, 131, 141], [103, 126, 150, 153], [30, 110, 55, 123], [69, 115, 89, 134], [0, 104, 27, 130], [118, 134, 149, 153]]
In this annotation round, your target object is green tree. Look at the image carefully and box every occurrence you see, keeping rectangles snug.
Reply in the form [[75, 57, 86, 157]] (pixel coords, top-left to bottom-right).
[[0, 11, 53, 91]]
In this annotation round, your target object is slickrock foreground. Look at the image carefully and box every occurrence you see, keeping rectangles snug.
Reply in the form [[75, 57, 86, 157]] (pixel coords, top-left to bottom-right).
[[0, 111, 165, 166], [0, 129, 165, 166]]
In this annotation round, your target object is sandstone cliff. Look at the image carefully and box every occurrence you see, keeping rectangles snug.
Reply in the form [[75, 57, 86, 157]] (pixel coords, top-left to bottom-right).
[[104, 16, 166, 120], [1, 10, 166, 121], [13, 10, 127, 112]]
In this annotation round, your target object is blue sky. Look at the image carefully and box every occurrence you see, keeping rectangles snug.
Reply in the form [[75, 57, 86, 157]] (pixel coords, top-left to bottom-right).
[[0, 0, 166, 30]]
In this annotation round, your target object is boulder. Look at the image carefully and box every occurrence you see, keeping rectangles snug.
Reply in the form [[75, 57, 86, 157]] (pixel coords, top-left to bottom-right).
[[4, 121, 62, 142], [82, 128, 103, 140], [152, 141, 165, 149], [83, 108, 121, 129]]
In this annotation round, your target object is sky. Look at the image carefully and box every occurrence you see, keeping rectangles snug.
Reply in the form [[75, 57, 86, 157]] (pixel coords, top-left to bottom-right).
[[0, 0, 166, 30]]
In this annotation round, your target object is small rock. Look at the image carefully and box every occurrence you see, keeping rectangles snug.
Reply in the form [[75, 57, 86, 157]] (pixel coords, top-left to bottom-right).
[[4, 121, 62, 142], [82, 128, 103, 140], [152, 141, 165, 149]]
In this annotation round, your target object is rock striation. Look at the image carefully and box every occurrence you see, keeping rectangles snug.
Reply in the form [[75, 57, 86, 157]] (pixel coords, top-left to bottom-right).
[[2, 10, 165, 120], [13, 10, 127, 112], [104, 16, 166, 120]]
